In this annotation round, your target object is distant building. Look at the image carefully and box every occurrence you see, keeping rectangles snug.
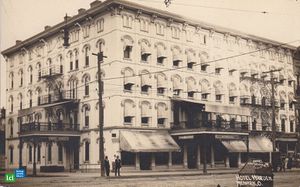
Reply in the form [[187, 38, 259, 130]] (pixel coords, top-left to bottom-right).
[[293, 47, 300, 155], [1, 0, 298, 172]]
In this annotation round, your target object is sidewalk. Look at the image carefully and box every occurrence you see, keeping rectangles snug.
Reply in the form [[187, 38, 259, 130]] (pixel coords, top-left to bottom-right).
[[22, 167, 300, 179]]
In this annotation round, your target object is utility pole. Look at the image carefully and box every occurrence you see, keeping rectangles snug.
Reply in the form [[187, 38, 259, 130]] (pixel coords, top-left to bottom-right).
[[262, 68, 282, 153], [92, 52, 106, 177]]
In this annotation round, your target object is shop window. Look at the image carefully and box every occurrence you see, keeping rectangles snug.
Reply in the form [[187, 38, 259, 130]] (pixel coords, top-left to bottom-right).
[[155, 152, 168, 165], [121, 151, 135, 165]]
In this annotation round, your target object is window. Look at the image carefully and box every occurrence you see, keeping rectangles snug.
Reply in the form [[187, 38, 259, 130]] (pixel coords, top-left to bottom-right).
[[172, 48, 182, 67], [229, 97, 235, 103], [70, 30, 79, 43], [84, 46, 90, 67], [37, 63, 41, 81], [124, 46, 132, 59], [123, 99, 135, 125], [96, 18, 104, 32], [28, 66, 33, 84], [188, 92, 194, 98], [9, 72, 14, 89], [9, 96, 13, 113], [19, 69, 23, 87], [216, 95, 222, 101], [29, 145, 32, 162], [48, 144, 52, 162], [83, 25, 90, 38], [75, 50, 79, 70], [140, 40, 151, 62], [58, 144, 63, 162], [83, 74, 90, 96], [288, 80, 293, 86], [157, 88, 165, 95], [9, 119, 13, 137], [19, 94, 23, 110], [158, 118, 165, 125], [289, 102, 293, 110], [215, 68, 221, 74], [124, 116, 132, 123], [29, 91, 32, 108], [201, 65, 208, 72], [290, 121, 294, 132], [37, 145, 41, 162], [141, 101, 151, 125], [140, 19, 148, 32], [186, 30, 193, 42], [85, 141, 90, 162], [69, 52, 73, 71], [123, 68, 135, 91], [280, 101, 285, 110], [123, 15, 133, 28], [69, 79, 78, 99], [202, 94, 208, 100], [156, 23, 165, 35], [83, 105, 90, 127], [9, 147, 13, 164], [281, 119, 285, 132], [171, 27, 180, 39]]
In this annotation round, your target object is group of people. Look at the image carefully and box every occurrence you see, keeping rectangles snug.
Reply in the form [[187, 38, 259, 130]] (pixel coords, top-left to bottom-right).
[[278, 156, 293, 172], [104, 155, 122, 177]]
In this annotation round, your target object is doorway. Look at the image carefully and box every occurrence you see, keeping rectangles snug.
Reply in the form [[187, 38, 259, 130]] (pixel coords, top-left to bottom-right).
[[187, 143, 197, 169], [140, 153, 151, 170]]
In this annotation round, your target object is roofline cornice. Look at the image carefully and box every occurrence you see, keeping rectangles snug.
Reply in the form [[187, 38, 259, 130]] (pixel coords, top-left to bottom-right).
[[2, 0, 296, 57]]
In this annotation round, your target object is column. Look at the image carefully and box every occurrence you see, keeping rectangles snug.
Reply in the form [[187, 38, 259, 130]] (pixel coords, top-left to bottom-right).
[[211, 144, 215, 168], [135, 153, 140, 170], [269, 152, 272, 163], [197, 144, 201, 169], [237, 152, 241, 168], [168, 152, 172, 168], [151, 153, 155, 170], [225, 155, 230, 168], [183, 145, 188, 168]]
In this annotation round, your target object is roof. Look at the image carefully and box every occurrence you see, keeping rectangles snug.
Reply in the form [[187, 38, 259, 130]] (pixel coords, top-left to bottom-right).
[[1, 0, 297, 56]]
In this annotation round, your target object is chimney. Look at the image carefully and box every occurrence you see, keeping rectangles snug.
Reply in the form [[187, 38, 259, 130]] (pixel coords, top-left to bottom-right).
[[44, 25, 51, 30], [16, 40, 22, 45], [90, 0, 102, 8], [78, 8, 86, 14]]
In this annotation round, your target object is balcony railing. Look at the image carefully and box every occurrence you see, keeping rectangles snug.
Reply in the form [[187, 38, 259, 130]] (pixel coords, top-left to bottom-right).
[[240, 98, 279, 107], [41, 65, 63, 78], [20, 122, 79, 135], [39, 90, 77, 105], [172, 119, 249, 132]]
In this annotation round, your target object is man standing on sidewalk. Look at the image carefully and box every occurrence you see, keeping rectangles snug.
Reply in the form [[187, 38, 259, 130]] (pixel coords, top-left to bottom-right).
[[115, 156, 122, 176], [104, 156, 110, 177]]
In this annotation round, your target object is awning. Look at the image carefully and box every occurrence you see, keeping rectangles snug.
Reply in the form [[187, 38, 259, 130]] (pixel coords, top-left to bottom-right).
[[229, 90, 238, 97], [173, 53, 183, 62], [157, 74, 167, 88], [249, 136, 273, 152], [221, 140, 247, 152], [157, 45, 167, 58], [141, 43, 151, 56], [120, 131, 180, 152], [173, 78, 183, 90], [187, 79, 197, 92], [187, 53, 197, 64], [141, 74, 151, 86]]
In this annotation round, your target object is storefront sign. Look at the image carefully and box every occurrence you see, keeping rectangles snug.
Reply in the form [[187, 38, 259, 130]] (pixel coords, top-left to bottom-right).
[[178, 135, 194, 140], [215, 134, 241, 140], [236, 175, 273, 186]]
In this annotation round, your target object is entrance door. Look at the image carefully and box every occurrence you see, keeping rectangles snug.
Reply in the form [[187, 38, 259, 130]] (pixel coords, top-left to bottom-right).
[[187, 143, 197, 169], [229, 153, 238, 168], [140, 153, 151, 170], [72, 139, 79, 170]]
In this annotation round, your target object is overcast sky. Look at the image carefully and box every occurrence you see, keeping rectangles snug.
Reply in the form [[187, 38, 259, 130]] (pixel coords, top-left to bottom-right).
[[1, 0, 300, 107]]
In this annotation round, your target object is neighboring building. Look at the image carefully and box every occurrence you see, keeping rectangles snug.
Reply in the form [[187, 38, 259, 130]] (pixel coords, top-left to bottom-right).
[[1, 0, 298, 172], [0, 108, 5, 170], [294, 47, 300, 155]]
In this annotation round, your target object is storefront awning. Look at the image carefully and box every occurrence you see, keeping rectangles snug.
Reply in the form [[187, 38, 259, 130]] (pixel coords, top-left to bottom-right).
[[221, 140, 247, 152], [249, 136, 273, 152], [120, 131, 180, 152]]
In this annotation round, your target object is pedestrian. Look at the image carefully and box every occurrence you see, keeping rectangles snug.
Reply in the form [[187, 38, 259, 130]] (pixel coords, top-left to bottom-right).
[[115, 155, 122, 176], [104, 156, 110, 177], [287, 157, 293, 170], [280, 157, 286, 172]]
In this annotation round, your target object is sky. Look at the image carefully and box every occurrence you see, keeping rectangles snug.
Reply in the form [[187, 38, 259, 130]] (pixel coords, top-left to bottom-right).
[[1, 0, 300, 108]]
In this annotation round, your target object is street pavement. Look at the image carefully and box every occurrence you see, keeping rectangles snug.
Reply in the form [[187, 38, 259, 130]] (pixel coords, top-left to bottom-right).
[[1, 169, 300, 187]]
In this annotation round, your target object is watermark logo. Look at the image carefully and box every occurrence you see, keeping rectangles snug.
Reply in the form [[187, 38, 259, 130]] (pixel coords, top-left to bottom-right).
[[4, 173, 16, 183], [15, 168, 26, 178]]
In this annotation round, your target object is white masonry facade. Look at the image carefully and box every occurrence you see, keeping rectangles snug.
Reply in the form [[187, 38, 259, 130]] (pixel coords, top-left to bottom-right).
[[2, 0, 299, 172]]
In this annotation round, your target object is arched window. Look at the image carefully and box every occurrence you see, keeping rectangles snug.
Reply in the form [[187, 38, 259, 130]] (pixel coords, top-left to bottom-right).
[[157, 102, 168, 126], [200, 52, 210, 72], [121, 35, 134, 59], [228, 83, 238, 103], [8, 119, 13, 137], [141, 101, 151, 125], [171, 46, 182, 67], [83, 45, 90, 67], [186, 77, 197, 98], [214, 80, 224, 102], [68, 77, 78, 99], [155, 42, 167, 65], [36, 63, 41, 81], [58, 144, 63, 162], [36, 87, 42, 106], [84, 141, 90, 162], [47, 58, 52, 75], [200, 79, 211, 100], [279, 91, 286, 110], [139, 39, 151, 62], [29, 145, 33, 162], [82, 104, 90, 127], [172, 74, 183, 96], [96, 39, 105, 53], [18, 93, 23, 110], [123, 99, 135, 125], [28, 66, 33, 84], [9, 146, 13, 164], [28, 90, 33, 108], [69, 51, 73, 71], [9, 72, 14, 89], [74, 49, 79, 70], [19, 69, 23, 87], [186, 49, 197, 70], [82, 74, 90, 96], [48, 143, 52, 162], [122, 67, 135, 91], [9, 96, 13, 113], [140, 70, 151, 93], [156, 73, 167, 95]]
